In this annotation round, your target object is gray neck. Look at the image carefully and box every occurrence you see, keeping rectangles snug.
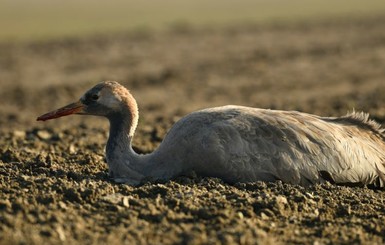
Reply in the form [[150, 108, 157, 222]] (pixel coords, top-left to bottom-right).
[[106, 114, 145, 185], [105, 113, 184, 185]]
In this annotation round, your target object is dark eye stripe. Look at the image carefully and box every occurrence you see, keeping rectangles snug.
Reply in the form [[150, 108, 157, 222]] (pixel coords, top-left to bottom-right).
[[82, 93, 99, 105]]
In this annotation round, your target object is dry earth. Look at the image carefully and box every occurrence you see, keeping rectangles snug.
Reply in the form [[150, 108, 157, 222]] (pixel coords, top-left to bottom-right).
[[1, 16, 385, 244]]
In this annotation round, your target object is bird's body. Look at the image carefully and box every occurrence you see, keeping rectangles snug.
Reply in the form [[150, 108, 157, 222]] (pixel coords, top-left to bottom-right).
[[37, 81, 385, 187]]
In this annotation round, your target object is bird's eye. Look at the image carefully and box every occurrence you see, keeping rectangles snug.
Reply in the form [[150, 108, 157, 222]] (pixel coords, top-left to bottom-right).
[[91, 94, 99, 101]]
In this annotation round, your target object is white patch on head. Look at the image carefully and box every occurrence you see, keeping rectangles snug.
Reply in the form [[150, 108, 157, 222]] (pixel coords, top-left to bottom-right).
[[98, 87, 122, 111]]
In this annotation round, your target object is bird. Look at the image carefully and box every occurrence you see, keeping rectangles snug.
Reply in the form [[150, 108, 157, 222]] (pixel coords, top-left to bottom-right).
[[37, 81, 385, 187]]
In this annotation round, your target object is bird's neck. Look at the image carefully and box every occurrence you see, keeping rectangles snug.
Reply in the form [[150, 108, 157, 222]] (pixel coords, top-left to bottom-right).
[[106, 110, 144, 185], [106, 110, 183, 185]]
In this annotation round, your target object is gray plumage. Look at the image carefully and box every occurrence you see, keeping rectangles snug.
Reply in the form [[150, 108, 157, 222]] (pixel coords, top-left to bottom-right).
[[37, 81, 385, 187]]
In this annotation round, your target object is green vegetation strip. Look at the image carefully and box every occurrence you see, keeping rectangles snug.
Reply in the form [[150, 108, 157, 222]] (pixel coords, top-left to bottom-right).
[[1, 0, 385, 42]]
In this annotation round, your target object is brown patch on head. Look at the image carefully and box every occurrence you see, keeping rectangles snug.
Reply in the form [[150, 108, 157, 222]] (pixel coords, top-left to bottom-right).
[[100, 81, 138, 112], [99, 81, 139, 136]]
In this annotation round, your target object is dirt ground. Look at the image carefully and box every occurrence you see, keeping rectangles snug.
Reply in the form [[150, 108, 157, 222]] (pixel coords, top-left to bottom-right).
[[1, 16, 385, 244]]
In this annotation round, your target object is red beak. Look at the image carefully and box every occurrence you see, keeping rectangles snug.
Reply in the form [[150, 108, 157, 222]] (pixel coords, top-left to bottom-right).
[[37, 101, 85, 121]]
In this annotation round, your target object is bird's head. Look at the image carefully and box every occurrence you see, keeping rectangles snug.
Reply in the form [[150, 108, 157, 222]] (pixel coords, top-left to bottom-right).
[[37, 81, 138, 121]]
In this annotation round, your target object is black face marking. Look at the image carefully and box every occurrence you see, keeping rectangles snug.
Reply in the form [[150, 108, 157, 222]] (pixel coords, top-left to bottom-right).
[[91, 94, 99, 101], [83, 93, 99, 105]]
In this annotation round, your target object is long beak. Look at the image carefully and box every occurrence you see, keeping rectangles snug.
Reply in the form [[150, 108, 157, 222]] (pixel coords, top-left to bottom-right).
[[37, 101, 85, 121]]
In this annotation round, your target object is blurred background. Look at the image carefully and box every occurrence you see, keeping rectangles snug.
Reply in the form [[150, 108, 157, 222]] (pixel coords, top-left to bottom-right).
[[1, 0, 385, 129], [2, 0, 385, 42]]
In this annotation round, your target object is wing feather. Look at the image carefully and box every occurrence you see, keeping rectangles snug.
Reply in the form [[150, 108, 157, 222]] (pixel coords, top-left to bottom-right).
[[163, 106, 385, 187], [193, 107, 385, 186]]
